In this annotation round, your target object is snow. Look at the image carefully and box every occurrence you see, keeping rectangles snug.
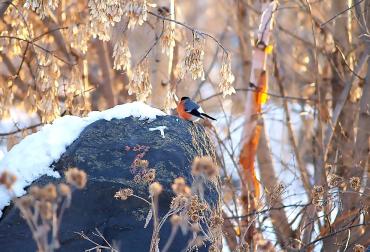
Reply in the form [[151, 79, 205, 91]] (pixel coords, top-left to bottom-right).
[[0, 108, 39, 134], [149, 126, 168, 138], [0, 102, 166, 217], [0, 108, 40, 161]]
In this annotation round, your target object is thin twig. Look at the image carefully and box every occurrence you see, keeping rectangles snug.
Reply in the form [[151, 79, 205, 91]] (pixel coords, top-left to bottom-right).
[[148, 11, 228, 54], [320, 0, 365, 27], [301, 223, 367, 250], [197, 87, 323, 104], [0, 35, 75, 65], [0, 123, 43, 136], [136, 20, 165, 66]]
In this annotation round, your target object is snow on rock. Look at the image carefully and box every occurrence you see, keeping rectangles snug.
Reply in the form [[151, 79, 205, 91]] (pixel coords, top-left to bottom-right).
[[0, 108, 39, 134], [0, 108, 40, 161], [0, 102, 166, 217], [149, 126, 168, 138]]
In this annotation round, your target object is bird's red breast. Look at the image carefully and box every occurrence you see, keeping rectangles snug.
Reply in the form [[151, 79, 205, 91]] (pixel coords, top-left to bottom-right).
[[177, 100, 192, 120]]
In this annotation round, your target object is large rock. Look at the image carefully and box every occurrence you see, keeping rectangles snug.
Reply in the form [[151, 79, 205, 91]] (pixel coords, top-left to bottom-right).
[[0, 115, 218, 252]]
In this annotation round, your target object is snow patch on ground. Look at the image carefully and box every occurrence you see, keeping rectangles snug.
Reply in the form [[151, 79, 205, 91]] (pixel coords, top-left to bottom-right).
[[0, 102, 166, 217]]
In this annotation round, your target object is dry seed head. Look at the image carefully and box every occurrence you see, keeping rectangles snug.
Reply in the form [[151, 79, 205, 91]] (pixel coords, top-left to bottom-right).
[[29, 185, 43, 199], [89, 20, 111, 41], [161, 22, 175, 55], [42, 183, 57, 201], [39, 201, 53, 220], [0, 79, 14, 119], [58, 183, 71, 197], [69, 24, 89, 54], [180, 38, 205, 80], [199, 202, 208, 212], [125, 0, 148, 29], [65, 168, 87, 189], [143, 169, 156, 183], [34, 54, 61, 123], [187, 195, 207, 223], [192, 156, 218, 179], [349, 177, 361, 191], [134, 174, 142, 184], [170, 214, 182, 226], [312, 185, 324, 198], [88, 0, 124, 26], [114, 188, 133, 200], [353, 244, 365, 252], [172, 177, 191, 196], [183, 186, 191, 196], [149, 182, 163, 196], [24, 0, 59, 19], [327, 174, 344, 188], [134, 159, 149, 169], [190, 213, 200, 223], [0, 171, 17, 189], [208, 244, 220, 252], [191, 158, 202, 176], [218, 54, 235, 97], [16, 195, 34, 209], [210, 212, 224, 228], [113, 40, 131, 71], [312, 185, 325, 211], [129, 61, 152, 102], [170, 195, 188, 210], [173, 177, 186, 186], [190, 195, 199, 207]]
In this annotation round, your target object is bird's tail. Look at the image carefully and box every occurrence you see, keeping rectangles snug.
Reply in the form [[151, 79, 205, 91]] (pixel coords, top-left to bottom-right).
[[201, 113, 216, 121]]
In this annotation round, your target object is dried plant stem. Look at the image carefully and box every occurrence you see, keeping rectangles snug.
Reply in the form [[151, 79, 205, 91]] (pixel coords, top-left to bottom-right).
[[77, 228, 118, 252], [161, 225, 178, 252], [149, 195, 160, 252], [132, 194, 151, 205]]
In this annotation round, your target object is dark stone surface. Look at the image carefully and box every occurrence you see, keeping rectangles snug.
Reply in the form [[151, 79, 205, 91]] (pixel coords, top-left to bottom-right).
[[0, 115, 217, 252]]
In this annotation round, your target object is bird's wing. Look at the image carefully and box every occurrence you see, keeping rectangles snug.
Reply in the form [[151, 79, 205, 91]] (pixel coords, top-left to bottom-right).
[[183, 99, 200, 112]]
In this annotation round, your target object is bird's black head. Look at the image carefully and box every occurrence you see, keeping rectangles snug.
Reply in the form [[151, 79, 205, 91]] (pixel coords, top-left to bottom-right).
[[181, 96, 190, 101]]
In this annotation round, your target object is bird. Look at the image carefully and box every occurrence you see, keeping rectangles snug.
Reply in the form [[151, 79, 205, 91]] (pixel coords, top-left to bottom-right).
[[177, 97, 216, 121]]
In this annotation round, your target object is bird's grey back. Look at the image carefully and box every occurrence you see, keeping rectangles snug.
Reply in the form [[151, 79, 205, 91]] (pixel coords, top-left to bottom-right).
[[184, 99, 200, 112]]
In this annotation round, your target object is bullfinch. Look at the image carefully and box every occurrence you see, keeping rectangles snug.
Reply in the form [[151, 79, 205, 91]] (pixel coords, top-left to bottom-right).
[[177, 97, 216, 121]]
